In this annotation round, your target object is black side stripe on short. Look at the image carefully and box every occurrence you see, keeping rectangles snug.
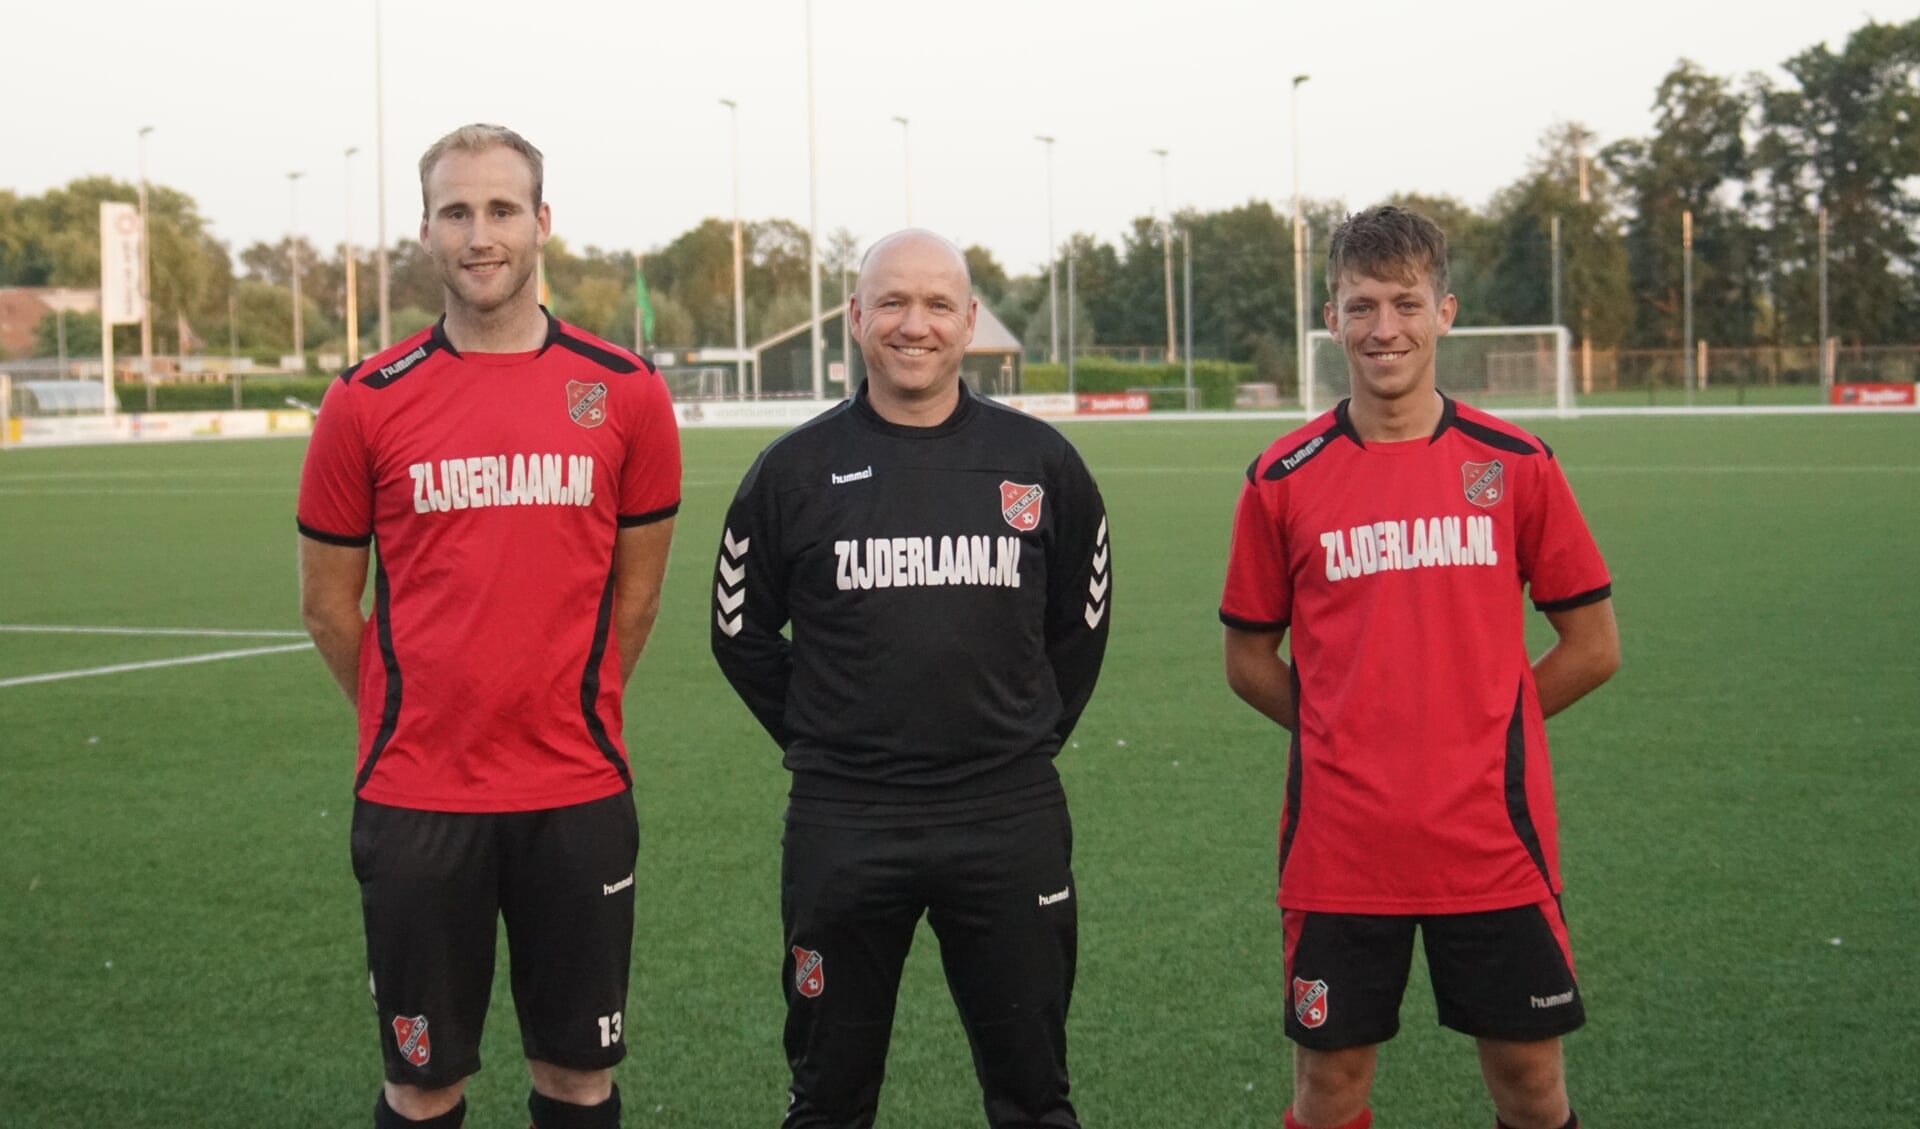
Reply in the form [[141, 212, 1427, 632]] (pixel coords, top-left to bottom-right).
[[579, 566, 633, 788], [354, 556, 404, 794], [1277, 662, 1306, 880], [1502, 679, 1555, 891]]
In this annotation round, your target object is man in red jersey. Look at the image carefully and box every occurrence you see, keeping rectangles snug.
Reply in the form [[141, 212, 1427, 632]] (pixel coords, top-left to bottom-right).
[[298, 124, 680, 1129], [1219, 206, 1619, 1129]]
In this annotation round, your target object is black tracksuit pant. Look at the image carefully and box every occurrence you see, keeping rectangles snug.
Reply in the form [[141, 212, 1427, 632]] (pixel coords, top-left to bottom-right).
[[779, 802, 1079, 1129]]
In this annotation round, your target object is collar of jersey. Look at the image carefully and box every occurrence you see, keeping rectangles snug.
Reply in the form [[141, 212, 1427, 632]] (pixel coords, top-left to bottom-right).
[[1333, 392, 1459, 450], [430, 306, 563, 364], [849, 378, 978, 437]]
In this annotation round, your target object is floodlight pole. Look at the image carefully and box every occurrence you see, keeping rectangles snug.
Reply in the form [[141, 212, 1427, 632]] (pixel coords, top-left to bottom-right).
[[721, 98, 747, 399], [1682, 209, 1694, 406], [805, 0, 823, 399], [1151, 148, 1175, 365], [1291, 74, 1311, 417], [374, 0, 391, 350], [289, 171, 306, 372], [1550, 214, 1562, 330], [893, 115, 912, 227], [138, 126, 154, 380], [1183, 227, 1194, 410], [345, 146, 361, 366], [1036, 134, 1059, 364], [1818, 206, 1830, 390], [1066, 250, 1077, 398]]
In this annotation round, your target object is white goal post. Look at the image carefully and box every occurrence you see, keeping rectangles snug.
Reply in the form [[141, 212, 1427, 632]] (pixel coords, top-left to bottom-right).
[[1306, 325, 1574, 418]]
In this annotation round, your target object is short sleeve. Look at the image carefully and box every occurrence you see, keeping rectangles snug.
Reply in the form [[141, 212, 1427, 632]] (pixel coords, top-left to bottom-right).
[[1518, 455, 1610, 611], [616, 372, 683, 527], [1219, 475, 1292, 631], [296, 378, 374, 546]]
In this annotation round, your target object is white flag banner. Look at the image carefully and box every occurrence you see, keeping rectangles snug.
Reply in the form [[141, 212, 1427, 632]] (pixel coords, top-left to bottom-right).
[[100, 202, 143, 326]]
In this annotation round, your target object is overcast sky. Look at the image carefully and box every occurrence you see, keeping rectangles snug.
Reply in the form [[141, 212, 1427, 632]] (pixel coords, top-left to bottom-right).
[[3, 1, 1906, 275]]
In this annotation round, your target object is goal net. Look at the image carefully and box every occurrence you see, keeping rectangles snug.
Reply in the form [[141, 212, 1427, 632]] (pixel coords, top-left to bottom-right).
[[1305, 325, 1573, 417]]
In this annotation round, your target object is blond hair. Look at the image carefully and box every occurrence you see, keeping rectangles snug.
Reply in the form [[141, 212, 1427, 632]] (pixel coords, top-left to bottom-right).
[[417, 123, 544, 214]]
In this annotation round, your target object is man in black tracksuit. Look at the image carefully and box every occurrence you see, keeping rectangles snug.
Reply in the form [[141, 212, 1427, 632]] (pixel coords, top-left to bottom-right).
[[712, 229, 1111, 1129]]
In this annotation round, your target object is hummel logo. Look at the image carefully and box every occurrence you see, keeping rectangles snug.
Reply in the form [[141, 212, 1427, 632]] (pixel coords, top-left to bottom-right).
[[1038, 886, 1071, 906], [603, 874, 634, 896], [716, 527, 750, 638], [1084, 516, 1110, 628], [830, 466, 873, 485], [1530, 990, 1575, 1009]]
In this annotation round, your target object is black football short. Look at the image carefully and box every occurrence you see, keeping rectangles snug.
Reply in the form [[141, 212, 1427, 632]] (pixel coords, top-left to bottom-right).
[[1281, 897, 1584, 1050], [350, 792, 638, 1088]]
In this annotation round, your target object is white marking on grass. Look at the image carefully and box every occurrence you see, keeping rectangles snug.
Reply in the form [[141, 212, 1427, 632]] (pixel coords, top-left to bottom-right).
[[0, 642, 313, 689], [0, 625, 308, 638]]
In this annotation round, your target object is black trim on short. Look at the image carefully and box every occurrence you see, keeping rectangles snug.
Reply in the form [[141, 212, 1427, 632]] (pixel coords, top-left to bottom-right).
[[297, 520, 373, 548], [1534, 583, 1612, 613], [617, 502, 681, 528], [355, 556, 404, 794]]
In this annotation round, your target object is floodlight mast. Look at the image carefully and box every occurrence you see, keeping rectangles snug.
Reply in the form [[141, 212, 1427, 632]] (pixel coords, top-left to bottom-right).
[[1292, 74, 1312, 417]]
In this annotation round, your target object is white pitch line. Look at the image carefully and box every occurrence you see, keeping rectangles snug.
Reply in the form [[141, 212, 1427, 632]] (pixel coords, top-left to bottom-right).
[[0, 642, 314, 689], [0, 625, 309, 638]]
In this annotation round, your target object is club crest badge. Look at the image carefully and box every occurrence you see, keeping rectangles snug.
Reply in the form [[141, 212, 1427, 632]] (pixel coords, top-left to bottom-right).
[[391, 1014, 432, 1066], [1000, 481, 1045, 531], [567, 380, 608, 429], [793, 947, 824, 998], [1292, 977, 1329, 1029], [1461, 459, 1505, 508]]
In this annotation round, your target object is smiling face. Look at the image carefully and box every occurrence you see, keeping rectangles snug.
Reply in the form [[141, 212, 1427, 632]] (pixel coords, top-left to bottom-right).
[[1323, 265, 1457, 408], [419, 144, 550, 326], [850, 231, 977, 424]]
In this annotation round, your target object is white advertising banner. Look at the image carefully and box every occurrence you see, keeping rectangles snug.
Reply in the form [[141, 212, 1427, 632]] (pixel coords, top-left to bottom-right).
[[99, 202, 143, 326]]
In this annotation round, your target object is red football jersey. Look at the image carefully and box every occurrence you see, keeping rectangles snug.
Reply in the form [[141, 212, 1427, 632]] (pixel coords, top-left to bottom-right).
[[1220, 397, 1610, 914], [297, 315, 681, 813]]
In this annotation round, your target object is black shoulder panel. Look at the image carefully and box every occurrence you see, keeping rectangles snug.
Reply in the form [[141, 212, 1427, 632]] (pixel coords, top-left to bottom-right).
[[553, 332, 643, 375], [1260, 423, 1342, 482], [1451, 415, 1545, 458], [1244, 457, 1260, 484]]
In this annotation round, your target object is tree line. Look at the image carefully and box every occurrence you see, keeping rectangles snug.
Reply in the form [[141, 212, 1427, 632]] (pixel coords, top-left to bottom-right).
[[2, 17, 1914, 373]]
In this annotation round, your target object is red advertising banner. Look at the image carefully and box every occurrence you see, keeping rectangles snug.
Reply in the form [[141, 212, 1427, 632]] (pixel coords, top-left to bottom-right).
[[1076, 392, 1151, 415], [1829, 383, 1917, 407]]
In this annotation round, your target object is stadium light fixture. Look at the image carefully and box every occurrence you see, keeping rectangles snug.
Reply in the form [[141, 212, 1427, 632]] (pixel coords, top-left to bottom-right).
[[1036, 135, 1059, 365]]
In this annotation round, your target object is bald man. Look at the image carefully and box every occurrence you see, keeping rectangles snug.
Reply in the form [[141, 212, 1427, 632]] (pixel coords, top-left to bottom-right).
[[712, 230, 1113, 1128]]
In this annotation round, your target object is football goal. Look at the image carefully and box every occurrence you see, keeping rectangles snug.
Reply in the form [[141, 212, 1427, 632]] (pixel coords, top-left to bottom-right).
[[1305, 325, 1574, 417]]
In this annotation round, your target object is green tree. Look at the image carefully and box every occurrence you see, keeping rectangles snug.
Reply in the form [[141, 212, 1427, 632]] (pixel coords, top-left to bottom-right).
[[1485, 123, 1632, 347], [1604, 60, 1759, 346], [1752, 17, 1920, 344]]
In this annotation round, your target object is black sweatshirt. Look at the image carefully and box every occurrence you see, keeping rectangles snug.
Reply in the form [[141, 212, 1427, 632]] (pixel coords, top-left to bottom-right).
[[712, 382, 1111, 820]]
